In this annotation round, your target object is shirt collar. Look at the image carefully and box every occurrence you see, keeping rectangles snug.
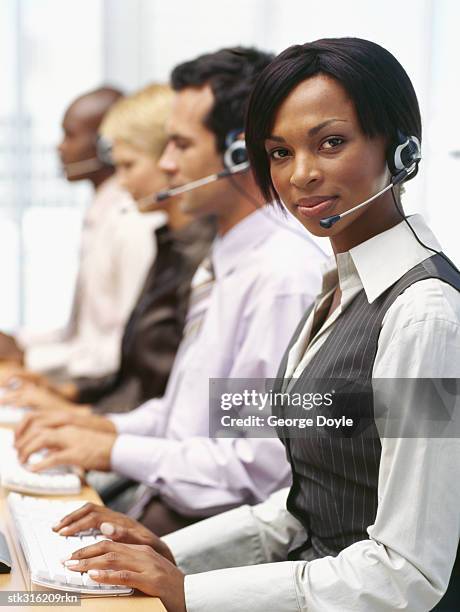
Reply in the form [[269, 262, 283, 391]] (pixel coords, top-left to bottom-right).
[[94, 175, 134, 213], [94, 175, 116, 195], [338, 214, 442, 303], [211, 206, 282, 279]]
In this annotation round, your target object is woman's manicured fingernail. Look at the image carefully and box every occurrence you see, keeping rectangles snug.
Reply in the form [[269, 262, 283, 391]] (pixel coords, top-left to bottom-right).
[[64, 560, 79, 567], [59, 527, 70, 535], [60, 555, 72, 564], [88, 570, 100, 577], [100, 522, 115, 535]]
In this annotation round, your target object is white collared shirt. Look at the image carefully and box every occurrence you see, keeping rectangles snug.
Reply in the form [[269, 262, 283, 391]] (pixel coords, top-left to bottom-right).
[[165, 215, 460, 611], [108, 206, 326, 516]]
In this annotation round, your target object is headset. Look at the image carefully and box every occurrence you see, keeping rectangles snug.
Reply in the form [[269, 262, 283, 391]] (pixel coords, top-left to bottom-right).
[[223, 129, 250, 169], [138, 129, 314, 241], [319, 131, 421, 229], [62, 135, 114, 178], [137, 129, 250, 212], [320, 130, 459, 272]]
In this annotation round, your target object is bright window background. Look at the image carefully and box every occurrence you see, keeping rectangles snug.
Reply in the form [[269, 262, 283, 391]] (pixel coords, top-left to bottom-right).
[[0, 0, 103, 332], [0, 0, 458, 332]]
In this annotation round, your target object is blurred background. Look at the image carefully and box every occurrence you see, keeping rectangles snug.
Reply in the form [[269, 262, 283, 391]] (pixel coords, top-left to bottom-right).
[[0, 0, 459, 332]]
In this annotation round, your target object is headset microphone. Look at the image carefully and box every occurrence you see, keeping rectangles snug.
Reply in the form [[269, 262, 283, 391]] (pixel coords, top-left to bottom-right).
[[62, 135, 114, 178], [319, 132, 421, 229], [319, 164, 416, 229], [63, 158, 105, 177], [318, 131, 458, 273], [137, 129, 250, 212], [137, 162, 250, 212]]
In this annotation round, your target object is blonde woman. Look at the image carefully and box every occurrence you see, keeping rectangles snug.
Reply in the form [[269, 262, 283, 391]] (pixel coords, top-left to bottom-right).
[[2, 84, 214, 414]]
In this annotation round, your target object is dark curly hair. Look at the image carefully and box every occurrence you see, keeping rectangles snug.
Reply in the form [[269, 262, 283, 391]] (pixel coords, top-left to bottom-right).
[[245, 37, 422, 205], [171, 47, 274, 153]]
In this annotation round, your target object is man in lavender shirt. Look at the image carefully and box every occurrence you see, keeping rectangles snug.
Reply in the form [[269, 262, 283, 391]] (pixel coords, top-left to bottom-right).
[[15, 47, 326, 534]]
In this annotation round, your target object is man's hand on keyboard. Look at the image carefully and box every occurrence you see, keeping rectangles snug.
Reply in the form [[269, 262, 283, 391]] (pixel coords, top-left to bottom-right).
[[63, 540, 185, 611], [15, 409, 115, 441], [52, 502, 175, 562], [14, 425, 117, 472]]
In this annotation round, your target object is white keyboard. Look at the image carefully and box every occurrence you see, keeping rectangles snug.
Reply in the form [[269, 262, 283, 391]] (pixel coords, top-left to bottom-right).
[[0, 429, 81, 496], [8, 493, 132, 595], [0, 406, 30, 425]]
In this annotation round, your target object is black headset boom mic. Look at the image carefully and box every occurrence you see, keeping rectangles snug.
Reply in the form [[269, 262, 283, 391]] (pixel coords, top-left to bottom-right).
[[319, 132, 421, 229], [138, 129, 250, 211]]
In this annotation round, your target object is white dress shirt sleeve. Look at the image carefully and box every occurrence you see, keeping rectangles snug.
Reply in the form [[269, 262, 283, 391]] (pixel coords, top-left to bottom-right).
[[107, 396, 167, 437], [164, 488, 299, 573], [109, 290, 313, 515], [182, 280, 460, 612]]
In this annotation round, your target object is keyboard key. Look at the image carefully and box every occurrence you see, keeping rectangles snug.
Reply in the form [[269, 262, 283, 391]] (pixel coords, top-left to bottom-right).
[[66, 571, 83, 586], [35, 569, 52, 582], [83, 574, 102, 589], [0, 406, 30, 425]]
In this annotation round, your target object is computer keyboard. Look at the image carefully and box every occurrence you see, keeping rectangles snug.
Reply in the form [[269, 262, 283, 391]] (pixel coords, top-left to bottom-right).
[[7, 493, 133, 595], [0, 429, 81, 496], [0, 406, 30, 425]]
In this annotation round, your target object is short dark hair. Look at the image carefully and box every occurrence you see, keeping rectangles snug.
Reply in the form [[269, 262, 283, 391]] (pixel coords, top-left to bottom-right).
[[171, 47, 274, 153], [245, 37, 422, 204]]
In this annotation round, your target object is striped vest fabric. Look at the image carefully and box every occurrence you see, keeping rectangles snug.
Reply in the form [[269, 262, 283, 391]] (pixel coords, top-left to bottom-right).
[[274, 253, 460, 561]]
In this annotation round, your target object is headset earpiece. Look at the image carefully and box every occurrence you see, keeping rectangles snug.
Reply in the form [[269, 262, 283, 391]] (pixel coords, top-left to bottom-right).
[[96, 135, 114, 167], [321, 130, 422, 228], [62, 135, 113, 178], [223, 129, 248, 170], [388, 130, 421, 177]]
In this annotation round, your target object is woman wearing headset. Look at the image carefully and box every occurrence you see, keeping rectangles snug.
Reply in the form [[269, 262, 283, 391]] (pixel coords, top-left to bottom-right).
[[48, 39, 460, 612], [240, 36, 460, 611]]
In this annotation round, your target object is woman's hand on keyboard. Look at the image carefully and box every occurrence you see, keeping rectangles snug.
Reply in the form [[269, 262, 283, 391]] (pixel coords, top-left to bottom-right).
[[53, 502, 175, 563], [14, 425, 117, 472], [0, 364, 70, 397], [15, 410, 115, 441], [63, 540, 185, 611], [0, 382, 82, 412], [0, 363, 36, 387]]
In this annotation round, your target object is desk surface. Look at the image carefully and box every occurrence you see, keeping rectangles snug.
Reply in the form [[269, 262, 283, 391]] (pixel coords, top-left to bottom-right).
[[0, 426, 165, 611]]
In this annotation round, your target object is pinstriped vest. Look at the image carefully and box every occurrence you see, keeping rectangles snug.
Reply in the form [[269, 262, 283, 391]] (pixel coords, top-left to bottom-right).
[[274, 253, 460, 561]]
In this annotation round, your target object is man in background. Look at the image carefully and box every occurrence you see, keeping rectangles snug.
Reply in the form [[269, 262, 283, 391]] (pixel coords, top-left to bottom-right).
[[0, 87, 160, 380], [14, 49, 326, 535]]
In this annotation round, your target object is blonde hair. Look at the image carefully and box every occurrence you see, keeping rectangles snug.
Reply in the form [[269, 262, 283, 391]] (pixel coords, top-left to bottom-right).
[[100, 83, 173, 159]]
